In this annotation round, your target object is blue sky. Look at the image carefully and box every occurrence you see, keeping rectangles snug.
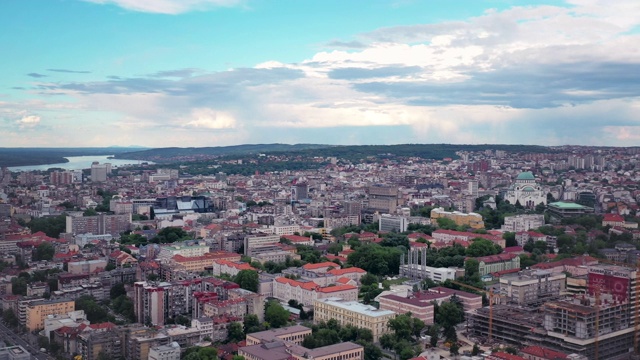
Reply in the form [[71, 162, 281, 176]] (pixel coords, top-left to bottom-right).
[[1, 0, 639, 147]]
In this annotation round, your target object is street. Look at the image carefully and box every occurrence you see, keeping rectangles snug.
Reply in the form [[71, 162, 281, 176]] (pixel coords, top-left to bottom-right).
[[0, 322, 53, 360]]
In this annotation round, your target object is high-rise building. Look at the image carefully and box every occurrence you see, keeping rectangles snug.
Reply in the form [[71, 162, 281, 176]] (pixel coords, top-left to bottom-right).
[[90, 162, 111, 182], [133, 281, 169, 326], [367, 185, 398, 213], [468, 180, 479, 198]]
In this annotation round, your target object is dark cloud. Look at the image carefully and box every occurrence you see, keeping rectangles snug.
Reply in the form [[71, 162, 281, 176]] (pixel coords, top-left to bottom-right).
[[47, 68, 91, 74], [353, 62, 640, 109], [107, 76, 121, 80], [329, 66, 422, 80], [325, 40, 367, 49], [27, 73, 47, 78], [11, 87, 26, 90]]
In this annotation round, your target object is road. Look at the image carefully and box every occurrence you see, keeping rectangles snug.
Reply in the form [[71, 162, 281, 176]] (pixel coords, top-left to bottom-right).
[[0, 322, 53, 360]]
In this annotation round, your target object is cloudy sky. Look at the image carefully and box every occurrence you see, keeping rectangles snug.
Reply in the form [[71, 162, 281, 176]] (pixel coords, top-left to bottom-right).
[[1, 0, 639, 148]]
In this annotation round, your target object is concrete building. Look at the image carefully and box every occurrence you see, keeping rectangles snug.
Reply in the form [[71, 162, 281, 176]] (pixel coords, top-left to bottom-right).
[[378, 214, 408, 232], [133, 281, 170, 326], [314, 298, 396, 342], [501, 214, 545, 233], [243, 233, 281, 256], [367, 185, 399, 214], [90, 162, 111, 182], [0, 346, 30, 360], [547, 202, 594, 222], [157, 242, 210, 261], [66, 213, 131, 236], [77, 329, 122, 360], [25, 298, 75, 331], [430, 208, 484, 229], [148, 342, 181, 360], [499, 270, 566, 306], [67, 259, 108, 274], [400, 248, 458, 282]]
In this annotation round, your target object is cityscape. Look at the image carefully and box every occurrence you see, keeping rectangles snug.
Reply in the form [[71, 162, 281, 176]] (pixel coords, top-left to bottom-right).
[[1, 1, 640, 360]]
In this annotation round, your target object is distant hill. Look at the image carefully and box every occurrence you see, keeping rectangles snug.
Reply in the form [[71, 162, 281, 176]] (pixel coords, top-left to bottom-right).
[[113, 143, 551, 163], [0, 147, 148, 167], [113, 143, 334, 162]]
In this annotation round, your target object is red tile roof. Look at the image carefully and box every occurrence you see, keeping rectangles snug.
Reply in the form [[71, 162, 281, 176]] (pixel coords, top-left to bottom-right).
[[520, 345, 568, 359]]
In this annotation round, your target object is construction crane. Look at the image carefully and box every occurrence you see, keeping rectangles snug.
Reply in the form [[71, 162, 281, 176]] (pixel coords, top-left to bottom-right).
[[587, 257, 640, 359], [451, 280, 505, 342]]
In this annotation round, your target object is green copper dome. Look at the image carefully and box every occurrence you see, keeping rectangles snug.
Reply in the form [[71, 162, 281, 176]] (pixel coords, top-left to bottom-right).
[[516, 171, 535, 180]]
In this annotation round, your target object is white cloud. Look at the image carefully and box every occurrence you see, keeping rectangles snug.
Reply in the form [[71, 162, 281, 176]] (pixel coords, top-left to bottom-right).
[[16, 115, 41, 128], [84, 0, 243, 14], [182, 108, 237, 129]]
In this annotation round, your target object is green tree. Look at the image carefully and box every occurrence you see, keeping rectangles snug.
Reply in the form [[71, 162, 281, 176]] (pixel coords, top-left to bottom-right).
[[34, 242, 55, 261], [264, 301, 289, 328], [75, 295, 112, 323], [227, 322, 245, 343], [243, 314, 263, 334], [2, 309, 18, 328], [233, 270, 259, 293], [110, 283, 127, 300], [465, 238, 501, 257], [503, 232, 517, 247]]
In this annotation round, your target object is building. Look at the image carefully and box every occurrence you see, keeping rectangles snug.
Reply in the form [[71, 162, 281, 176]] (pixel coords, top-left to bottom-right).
[[240, 340, 363, 360], [378, 287, 482, 324], [0, 346, 30, 360], [243, 233, 281, 256], [211, 260, 256, 277], [400, 248, 458, 281], [67, 259, 108, 274], [90, 162, 111, 182], [133, 281, 170, 326], [430, 208, 484, 229], [378, 214, 408, 232], [25, 299, 75, 331], [474, 253, 520, 277], [77, 328, 122, 360], [367, 185, 399, 214], [66, 213, 131, 236], [468, 180, 479, 198], [501, 214, 545, 233], [499, 270, 566, 306], [314, 298, 396, 342], [503, 172, 546, 208], [246, 325, 312, 346], [272, 277, 358, 306], [157, 242, 210, 261], [148, 342, 181, 360], [547, 202, 594, 222]]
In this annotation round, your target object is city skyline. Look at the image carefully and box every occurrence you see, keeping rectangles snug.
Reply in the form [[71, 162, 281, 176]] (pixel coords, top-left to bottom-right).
[[1, 0, 639, 148]]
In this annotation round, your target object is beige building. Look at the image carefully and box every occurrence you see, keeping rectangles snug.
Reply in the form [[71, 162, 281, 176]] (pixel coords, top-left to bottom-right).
[[26, 299, 75, 331], [246, 325, 312, 346], [273, 277, 358, 306], [430, 207, 484, 229], [314, 298, 396, 342]]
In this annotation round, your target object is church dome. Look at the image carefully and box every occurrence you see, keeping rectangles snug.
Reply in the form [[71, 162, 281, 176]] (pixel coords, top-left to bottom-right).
[[516, 171, 535, 180]]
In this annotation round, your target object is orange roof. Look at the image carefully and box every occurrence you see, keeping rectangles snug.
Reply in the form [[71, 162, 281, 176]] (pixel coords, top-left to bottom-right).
[[327, 267, 365, 275], [275, 277, 318, 290], [302, 262, 340, 270], [317, 284, 357, 293], [215, 259, 256, 271]]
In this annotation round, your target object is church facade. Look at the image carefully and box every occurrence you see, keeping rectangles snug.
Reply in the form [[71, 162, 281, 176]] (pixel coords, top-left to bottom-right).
[[504, 171, 546, 208]]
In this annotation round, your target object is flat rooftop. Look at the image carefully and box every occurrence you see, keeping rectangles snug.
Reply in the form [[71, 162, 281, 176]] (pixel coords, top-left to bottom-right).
[[314, 298, 395, 317]]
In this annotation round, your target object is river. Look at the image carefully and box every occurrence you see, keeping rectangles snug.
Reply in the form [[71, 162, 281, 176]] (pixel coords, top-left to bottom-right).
[[8, 155, 154, 172]]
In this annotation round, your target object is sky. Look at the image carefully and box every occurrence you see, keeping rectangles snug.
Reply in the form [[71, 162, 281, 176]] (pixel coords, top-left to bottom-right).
[[1, 0, 639, 148]]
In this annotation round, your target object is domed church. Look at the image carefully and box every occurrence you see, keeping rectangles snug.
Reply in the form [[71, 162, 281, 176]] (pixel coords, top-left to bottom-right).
[[504, 171, 546, 208]]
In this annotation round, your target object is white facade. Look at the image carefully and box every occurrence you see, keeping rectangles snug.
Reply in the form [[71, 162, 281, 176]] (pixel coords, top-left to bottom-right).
[[501, 214, 545, 233], [378, 214, 408, 232], [149, 342, 181, 360], [504, 172, 546, 208]]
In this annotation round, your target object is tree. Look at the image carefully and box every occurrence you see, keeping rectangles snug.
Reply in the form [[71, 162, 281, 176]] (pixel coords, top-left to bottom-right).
[[465, 238, 501, 257], [264, 301, 289, 328], [464, 259, 479, 279], [472, 343, 480, 356], [227, 322, 245, 343], [233, 270, 259, 292], [243, 314, 263, 334], [110, 283, 127, 300], [75, 295, 112, 323], [2, 309, 18, 328], [34, 242, 55, 261], [503, 232, 517, 247]]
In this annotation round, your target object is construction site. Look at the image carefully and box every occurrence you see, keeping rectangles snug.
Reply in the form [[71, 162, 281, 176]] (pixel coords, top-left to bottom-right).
[[466, 264, 640, 360]]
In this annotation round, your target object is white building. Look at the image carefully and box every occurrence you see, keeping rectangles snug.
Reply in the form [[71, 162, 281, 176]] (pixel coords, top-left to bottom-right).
[[149, 342, 181, 360], [501, 214, 545, 233], [378, 214, 408, 232], [503, 172, 546, 208]]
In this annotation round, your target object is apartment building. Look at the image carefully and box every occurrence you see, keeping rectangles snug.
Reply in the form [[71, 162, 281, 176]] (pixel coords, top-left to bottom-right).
[[245, 325, 312, 346], [25, 299, 75, 331], [501, 214, 545, 233], [65, 213, 131, 236], [211, 259, 256, 277], [148, 342, 181, 360], [499, 270, 566, 306], [314, 298, 396, 342], [133, 281, 170, 326]]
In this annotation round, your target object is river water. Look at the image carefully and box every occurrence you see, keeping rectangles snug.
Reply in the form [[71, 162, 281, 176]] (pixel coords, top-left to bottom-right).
[[8, 155, 154, 172]]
